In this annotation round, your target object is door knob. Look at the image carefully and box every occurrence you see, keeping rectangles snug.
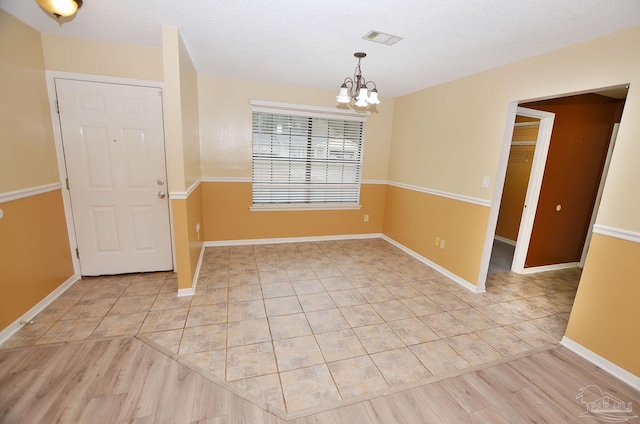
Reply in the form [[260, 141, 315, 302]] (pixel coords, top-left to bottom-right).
[[158, 191, 166, 199], [157, 178, 165, 186]]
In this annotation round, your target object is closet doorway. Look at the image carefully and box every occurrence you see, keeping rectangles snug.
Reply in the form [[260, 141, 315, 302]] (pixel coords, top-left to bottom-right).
[[490, 88, 627, 276], [494, 107, 554, 274]]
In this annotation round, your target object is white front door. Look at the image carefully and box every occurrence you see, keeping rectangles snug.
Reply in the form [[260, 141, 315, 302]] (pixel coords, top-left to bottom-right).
[[56, 79, 173, 276]]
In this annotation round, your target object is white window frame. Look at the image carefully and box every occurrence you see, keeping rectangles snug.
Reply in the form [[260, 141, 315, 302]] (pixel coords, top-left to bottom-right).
[[250, 101, 368, 211]]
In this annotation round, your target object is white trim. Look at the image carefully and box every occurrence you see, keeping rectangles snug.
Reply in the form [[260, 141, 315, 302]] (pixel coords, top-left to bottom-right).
[[510, 107, 556, 274], [494, 235, 516, 246], [202, 177, 252, 183], [0, 274, 80, 346], [387, 181, 491, 208], [476, 103, 520, 291], [250, 100, 369, 121], [204, 233, 383, 247], [169, 178, 201, 200], [593, 224, 640, 244], [249, 204, 362, 212], [561, 337, 640, 392], [177, 243, 206, 297], [381, 235, 483, 293], [177, 287, 195, 297], [518, 262, 580, 274], [46, 71, 164, 90], [0, 182, 62, 204], [200, 178, 389, 185]]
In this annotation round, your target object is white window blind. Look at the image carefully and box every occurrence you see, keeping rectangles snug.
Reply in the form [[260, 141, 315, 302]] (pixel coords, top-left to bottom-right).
[[252, 108, 365, 207]]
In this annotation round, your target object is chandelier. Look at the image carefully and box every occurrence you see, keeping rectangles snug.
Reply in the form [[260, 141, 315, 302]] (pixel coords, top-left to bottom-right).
[[336, 52, 380, 108], [36, 0, 83, 18]]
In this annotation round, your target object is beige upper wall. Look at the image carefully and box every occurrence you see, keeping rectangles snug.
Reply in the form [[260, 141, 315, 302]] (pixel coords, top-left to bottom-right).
[[390, 25, 640, 232], [0, 10, 58, 193], [162, 26, 202, 192], [41, 34, 163, 82], [161, 26, 186, 192], [178, 34, 201, 189], [198, 74, 393, 181]]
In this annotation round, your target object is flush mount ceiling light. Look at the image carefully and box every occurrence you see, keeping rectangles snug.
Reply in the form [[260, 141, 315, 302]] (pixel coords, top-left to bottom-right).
[[336, 52, 380, 109], [36, 0, 83, 18]]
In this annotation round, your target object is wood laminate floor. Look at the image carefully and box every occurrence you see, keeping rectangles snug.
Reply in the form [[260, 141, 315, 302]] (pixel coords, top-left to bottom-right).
[[1, 337, 638, 423]]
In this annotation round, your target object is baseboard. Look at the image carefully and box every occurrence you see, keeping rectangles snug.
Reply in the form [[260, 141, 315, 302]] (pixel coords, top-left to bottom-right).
[[204, 233, 383, 247], [494, 235, 516, 246], [561, 337, 640, 391], [518, 262, 580, 274], [381, 235, 483, 293], [177, 243, 206, 298], [0, 274, 81, 346]]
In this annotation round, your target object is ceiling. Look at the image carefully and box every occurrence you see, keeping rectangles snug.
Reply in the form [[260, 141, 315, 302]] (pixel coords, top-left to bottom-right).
[[2, 0, 640, 98]]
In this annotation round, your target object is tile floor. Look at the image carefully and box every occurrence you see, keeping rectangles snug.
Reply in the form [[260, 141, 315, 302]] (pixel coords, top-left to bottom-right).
[[1, 238, 580, 416]]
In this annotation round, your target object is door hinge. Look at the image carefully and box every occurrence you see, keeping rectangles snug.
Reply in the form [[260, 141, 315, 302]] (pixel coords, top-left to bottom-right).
[[158, 90, 163, 97], [75, 248, 80, 259], [65, 178, 70, 190], [55, 100, 59, 114]]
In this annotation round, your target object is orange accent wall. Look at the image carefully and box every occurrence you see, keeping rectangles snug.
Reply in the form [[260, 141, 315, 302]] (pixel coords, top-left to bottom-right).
[[522, 94, 624, 267], [565, 233, 640, 376], [171, 184, 203, 290], [0, 190, 74, 329], [201, 182, 386, 241], [382, 185, 490, 285]]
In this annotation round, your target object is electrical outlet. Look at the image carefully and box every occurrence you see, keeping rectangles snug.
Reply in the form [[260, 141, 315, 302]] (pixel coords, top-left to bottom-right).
[[439, 239, 446, 249], [364, 214, 369, 222], [434, 237, 440, 247]]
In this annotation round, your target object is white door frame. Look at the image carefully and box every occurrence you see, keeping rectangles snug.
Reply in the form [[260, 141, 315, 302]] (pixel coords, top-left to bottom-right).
[[476, 103, 554, 290], [510, 107, 556, 273], [45, 71, 175, 276]]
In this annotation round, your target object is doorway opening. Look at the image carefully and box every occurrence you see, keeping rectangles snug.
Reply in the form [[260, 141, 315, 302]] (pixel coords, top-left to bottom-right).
[[488, 85, 628, 277]]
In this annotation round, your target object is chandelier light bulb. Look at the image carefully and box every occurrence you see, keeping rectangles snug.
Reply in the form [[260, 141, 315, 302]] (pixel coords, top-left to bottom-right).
[[336, 86, 351, 103], [36, 0, 82, 18], [368, 89, 380, 105]]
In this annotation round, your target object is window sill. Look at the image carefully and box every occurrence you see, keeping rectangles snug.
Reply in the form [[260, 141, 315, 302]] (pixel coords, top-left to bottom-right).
[[250, 204, 362, 212]]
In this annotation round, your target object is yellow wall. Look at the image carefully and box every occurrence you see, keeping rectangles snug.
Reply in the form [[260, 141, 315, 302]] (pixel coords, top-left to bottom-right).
[[196, 74, 393, 243], [162, 26, 203, 289], [565, 233, 640, 375], [0, 10, 75, 331], [202, 183, 385, 241], [0, 191, 74, 329], [382, 185, 490, 284], [41, 34, 163, 81], [389, 25, 640, 374], [0, 10, 59, 192], [171, 185, 204, 290], [178, 35, 201, 189], [197, 74, 393, 181]]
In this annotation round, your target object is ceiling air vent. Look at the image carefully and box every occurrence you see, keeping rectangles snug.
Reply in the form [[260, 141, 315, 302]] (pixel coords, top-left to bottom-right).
[[362, 30, 403, 46]]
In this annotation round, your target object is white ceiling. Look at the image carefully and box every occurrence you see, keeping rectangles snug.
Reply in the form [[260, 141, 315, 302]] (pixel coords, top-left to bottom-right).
[[2, 0, 640, 97]]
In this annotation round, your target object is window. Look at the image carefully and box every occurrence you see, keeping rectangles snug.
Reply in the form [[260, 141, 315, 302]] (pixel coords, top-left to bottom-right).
[[251, 102, 366, 209]]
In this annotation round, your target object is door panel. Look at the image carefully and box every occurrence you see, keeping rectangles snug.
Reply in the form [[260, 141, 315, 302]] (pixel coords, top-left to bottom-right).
[[56, 79, 172, 275], [521, 94, 623, 268]]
